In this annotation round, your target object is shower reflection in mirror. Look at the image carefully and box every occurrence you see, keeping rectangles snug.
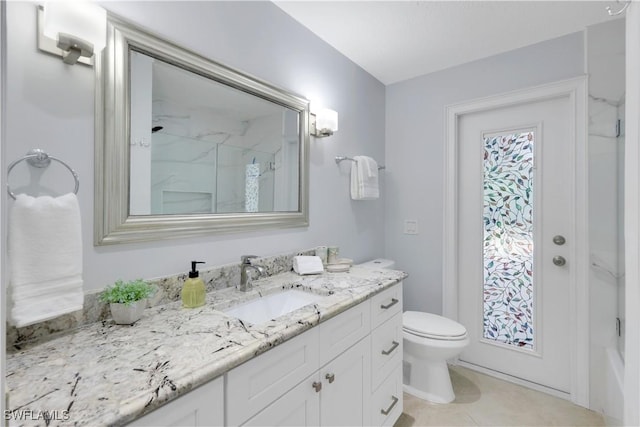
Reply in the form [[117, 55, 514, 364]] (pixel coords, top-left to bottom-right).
[[128, 50, 300, 216]]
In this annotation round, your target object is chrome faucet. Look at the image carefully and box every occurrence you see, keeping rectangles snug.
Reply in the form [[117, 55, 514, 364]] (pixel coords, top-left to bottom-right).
[[240, 255, 266, 292]]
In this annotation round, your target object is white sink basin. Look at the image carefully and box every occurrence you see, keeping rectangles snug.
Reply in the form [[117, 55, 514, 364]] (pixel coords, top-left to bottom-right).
[[224, 289, 328, 325]]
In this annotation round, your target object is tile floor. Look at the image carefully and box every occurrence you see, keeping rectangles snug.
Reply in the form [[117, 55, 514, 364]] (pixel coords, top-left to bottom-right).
[[395, 365, 605, 427]]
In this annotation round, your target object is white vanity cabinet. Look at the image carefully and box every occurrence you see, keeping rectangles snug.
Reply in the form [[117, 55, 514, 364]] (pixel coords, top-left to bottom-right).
[[227, 281, 403, 427], [129, 282, 403, 427], [127, 376, 224, 426]]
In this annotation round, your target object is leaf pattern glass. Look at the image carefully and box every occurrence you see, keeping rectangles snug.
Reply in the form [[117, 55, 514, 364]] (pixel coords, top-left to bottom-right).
[[483, 132, 534, 349]]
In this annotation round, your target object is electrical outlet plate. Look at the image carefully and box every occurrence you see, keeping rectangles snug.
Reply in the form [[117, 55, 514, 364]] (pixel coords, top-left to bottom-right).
[[404, 220, 418, 235]]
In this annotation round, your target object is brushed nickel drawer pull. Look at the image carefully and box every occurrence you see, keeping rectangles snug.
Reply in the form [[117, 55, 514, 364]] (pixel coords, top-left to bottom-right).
[[381, 396, 399, 415], [381, 341, 399, 356], [325, 373, 335, 383], [312, 381, 322, 392], [380, 298, 399, 310]]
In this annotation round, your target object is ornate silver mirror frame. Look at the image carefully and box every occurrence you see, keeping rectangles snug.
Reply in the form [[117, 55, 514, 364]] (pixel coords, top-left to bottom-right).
[[94, 14, 310, 245]]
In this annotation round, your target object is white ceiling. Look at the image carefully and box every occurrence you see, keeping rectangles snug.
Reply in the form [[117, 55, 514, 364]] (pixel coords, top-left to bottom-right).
[[274, 1, 620, 85]]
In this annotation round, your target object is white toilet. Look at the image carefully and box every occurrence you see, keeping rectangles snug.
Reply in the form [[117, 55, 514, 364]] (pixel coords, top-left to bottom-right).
[[403, 311, 469, 403], [358, 258, 470, 404]]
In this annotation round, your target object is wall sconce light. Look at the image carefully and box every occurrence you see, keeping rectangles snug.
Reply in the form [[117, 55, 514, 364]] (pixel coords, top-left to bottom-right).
[[310, 108, 339, 138], [37, 2, 107, 66]]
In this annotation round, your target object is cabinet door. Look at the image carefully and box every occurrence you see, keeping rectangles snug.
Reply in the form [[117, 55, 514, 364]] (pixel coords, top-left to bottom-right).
[[227, 328, 319, 426], [320, 336, 371, 427], [319, 300, 370, 366], [241, 372, 320, 427], [127, 376, 223, 426]]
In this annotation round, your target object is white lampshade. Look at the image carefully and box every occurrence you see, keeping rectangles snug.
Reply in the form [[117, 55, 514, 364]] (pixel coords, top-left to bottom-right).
[[316, 108, 338, 132], [43, 1, 107, 52]]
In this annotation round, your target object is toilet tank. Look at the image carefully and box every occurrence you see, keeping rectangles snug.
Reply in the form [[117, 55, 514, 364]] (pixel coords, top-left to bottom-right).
[[358, 258, 396, 269]]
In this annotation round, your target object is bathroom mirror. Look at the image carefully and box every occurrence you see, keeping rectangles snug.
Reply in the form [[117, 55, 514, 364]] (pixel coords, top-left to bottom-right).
[[95, 14, 309, 245]]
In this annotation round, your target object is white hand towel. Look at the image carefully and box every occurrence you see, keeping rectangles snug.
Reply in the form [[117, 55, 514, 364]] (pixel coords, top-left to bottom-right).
[[9, 193, 84, 327], [350, 156, 379, 200], [293, 256, 324, 275]]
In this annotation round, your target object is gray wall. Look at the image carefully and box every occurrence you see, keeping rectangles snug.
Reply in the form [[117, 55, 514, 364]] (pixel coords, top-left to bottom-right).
[[4, 1, 386, 291], [385, 32, 585, 314]]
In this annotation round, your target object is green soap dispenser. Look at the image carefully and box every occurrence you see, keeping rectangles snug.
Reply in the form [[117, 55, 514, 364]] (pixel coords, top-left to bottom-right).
[[182, 261, 206, 308]]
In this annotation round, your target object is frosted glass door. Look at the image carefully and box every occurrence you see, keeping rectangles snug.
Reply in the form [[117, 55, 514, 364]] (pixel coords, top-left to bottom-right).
[[457, 94, 573, 394]]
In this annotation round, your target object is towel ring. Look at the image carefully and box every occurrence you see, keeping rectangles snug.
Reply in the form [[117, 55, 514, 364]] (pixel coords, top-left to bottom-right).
[[7, 149, 79, 200]]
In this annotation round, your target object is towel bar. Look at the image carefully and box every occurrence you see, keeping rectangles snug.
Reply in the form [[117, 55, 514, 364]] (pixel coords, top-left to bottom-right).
[[335, 156, 385, 170], [7, 149, 79, 200]]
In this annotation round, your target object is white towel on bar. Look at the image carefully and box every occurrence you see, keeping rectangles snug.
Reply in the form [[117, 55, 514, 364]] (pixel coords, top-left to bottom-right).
[[293, 256, 324, 275], [9, 193, 84, 327], [350, 156, 379, 200]]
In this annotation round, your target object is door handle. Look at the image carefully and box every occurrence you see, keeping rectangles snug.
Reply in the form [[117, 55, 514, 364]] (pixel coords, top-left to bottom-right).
[[553, 235, 566, 245], [553, 256, 566, 266], [325, 373, 335, 383], [312, 381, 322, 392]]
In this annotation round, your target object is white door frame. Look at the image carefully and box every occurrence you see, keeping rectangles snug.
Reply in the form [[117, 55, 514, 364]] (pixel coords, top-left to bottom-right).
[[443, 76, 589, 407]]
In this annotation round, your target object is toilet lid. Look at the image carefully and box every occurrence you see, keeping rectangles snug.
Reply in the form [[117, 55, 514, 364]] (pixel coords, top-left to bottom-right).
[[403, 311, 467, 340]]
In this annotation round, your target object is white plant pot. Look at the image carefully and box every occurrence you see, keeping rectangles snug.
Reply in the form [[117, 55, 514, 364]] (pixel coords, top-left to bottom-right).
[[110, 301, 146, 325]]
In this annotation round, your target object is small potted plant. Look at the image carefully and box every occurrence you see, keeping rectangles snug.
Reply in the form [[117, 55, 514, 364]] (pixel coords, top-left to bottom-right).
[[100, 279, 154, 325]]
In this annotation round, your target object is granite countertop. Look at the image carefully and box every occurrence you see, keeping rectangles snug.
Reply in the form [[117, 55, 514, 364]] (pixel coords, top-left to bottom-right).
[[6, 266, 407, 426]]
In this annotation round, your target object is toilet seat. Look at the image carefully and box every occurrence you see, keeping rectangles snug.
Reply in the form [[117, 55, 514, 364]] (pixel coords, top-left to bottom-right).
[[403, 311, 467, 341]]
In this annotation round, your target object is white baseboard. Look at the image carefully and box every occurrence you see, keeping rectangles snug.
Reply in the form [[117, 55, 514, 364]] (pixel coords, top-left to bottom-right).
[[454, 360, 574, 404]]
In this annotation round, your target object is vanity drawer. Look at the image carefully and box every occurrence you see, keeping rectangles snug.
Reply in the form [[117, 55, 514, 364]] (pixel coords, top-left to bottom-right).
[[370, 282, 403, 328], [226, 328, 319, 426], [371, 365, 403, 427], [319, 300, 370, 366], [371, 312, 403, 391]]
